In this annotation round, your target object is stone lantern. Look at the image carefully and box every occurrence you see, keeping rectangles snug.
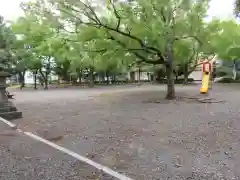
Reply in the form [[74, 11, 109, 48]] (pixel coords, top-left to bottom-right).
[[0, 71, 22, 120]]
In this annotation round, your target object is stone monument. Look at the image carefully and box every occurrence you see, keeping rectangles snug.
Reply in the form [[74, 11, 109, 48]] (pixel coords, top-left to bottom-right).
[[0, 71, 22, 120]]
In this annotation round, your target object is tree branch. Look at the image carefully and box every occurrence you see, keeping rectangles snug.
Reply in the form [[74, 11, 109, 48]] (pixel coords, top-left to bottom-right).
[[57, 1, 167, 63], [83, 49, 107, 53], [107, 32, 152, 54], [174, 35, 202, 45], [160, 8, 167, 23], [187, 49, 199, 73], [109, 0, 121, 30], [58, 6, 98, 27], [134, 53, 163, 65], [58, 2, 164, 57], [82, 0, 102, 24], [59, 0, 101, 25], [59, 37, 79, 42], [60, 26, 76, 34], [189, 53, 216, 73], [101, 23, 162, 54], [106, 32, 163, 65]]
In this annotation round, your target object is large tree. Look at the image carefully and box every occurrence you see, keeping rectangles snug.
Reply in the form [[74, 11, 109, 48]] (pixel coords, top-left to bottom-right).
[[12, 14, 63, 89], [210, 20, 240, 80], [21, 0, 210, 99]]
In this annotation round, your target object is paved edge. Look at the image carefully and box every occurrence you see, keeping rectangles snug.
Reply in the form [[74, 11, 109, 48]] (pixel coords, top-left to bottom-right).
[[0, 117, 133, 180]]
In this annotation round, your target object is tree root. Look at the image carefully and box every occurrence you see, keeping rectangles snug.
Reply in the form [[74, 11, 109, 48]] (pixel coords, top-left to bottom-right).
[[196, 98, 226, 103], [143, 96, 226, 104], [178, 96, 226, 103]]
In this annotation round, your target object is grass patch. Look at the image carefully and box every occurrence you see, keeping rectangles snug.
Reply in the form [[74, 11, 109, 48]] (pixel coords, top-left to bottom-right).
[[98, 92, 118, 97], [7, 84, 21, 89]]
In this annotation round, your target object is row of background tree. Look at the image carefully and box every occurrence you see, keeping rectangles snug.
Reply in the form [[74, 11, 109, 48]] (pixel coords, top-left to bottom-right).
[[1, 0, 240, 99]]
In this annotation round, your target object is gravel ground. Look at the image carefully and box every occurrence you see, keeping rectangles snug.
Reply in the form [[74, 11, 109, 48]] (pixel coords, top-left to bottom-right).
[[3, 84, 240, 179], [0, 123, 114, 180]]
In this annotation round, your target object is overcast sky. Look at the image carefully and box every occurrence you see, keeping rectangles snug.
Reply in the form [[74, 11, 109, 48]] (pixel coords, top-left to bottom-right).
[[0, 0, 235, 21]]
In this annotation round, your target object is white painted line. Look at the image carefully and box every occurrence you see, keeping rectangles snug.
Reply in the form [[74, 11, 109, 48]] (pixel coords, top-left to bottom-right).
[[0, 117, 16, 128], [24, 132, 133, 180], [0, 118, 133, 180]]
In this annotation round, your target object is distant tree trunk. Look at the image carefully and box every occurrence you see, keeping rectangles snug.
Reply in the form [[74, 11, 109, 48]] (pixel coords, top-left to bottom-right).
[[152, 65, 156, 82], [78, 70, 82, 84], [165, 63, 175, 99], [183, 63, 189, 84], [106, 70, 110, 84], [40, 57, 51, 89], [57, 76, 60, 85], [38, 75, 44, 87], [233, 59, 237, 80], [33, 70, 38, 90], [165, 41, 175, 100], [99, 72, 104, 83], [44, 71, 49, 89], [49, 75, 52, 84], [39, 70, 49, 89], [138, 66, 141, 84], [174, 69, 179, 81], [112, 74, 116, 83], [88, 67, 94, 87], [18, 71, 25, 90]]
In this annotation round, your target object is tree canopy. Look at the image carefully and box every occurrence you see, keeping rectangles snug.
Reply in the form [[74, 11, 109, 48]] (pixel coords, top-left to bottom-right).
[[0, 16, 16, 72], [234, 0, 240, 17], [21, 0, 213, 99]]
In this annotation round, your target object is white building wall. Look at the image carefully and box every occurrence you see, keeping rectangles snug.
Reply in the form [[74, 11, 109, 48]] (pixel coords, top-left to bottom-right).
[[24, 71, 58, 84], [189, 71, 202, 81], [134, 71, 150, 81], [24, 71, 34, 84]]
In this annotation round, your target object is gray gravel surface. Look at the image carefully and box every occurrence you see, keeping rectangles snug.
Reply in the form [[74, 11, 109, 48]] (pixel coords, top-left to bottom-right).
[[4, 84, 240, 179], [0, 122, 115, 179]]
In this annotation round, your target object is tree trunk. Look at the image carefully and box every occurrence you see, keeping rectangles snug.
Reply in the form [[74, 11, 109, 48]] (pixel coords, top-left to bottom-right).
[[18, 71, 25, 90], [152, 65, 156, 82], [33, 70, 38, 90], [43, 57, 51, 89], [183, 63, 189, 84], [233, 59, 237, 80], [44, 71, 49, 89], [57, 76, 60, 85], [165, 63, 175, 99], [88, 67, 94, 87], [78, 71, 82, 84], [39, 70, 48, 89], [49, 75, 52, 84], [106, 71, 110, 84], [112, 74, 116, 83], [165, 40, 175, 100], [138, 67, 141, 84], [175, 69, 178, 81]]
